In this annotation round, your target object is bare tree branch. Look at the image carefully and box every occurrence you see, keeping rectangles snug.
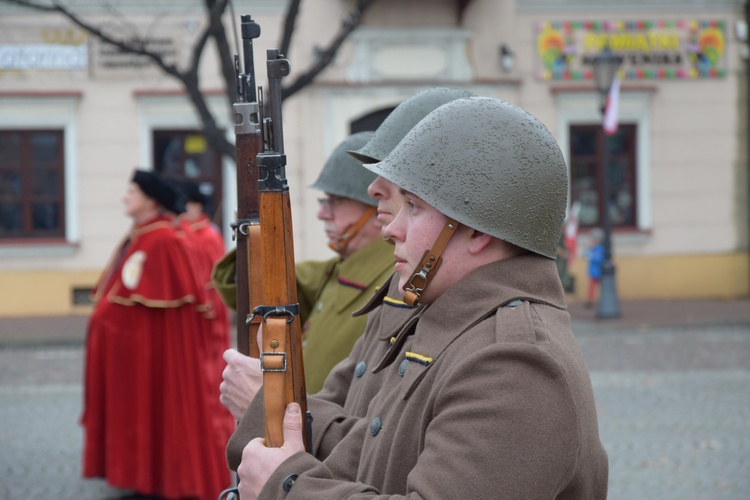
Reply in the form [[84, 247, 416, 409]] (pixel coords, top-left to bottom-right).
[[279, 0, 301, 58], [281, 0, 375, 101], [205, 0, 239, 104], [0, 0, 376, 158], [1, 0, 235, 157]]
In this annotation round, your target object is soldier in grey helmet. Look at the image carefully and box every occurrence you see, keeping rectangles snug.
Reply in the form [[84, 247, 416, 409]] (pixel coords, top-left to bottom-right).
[[310, 132, 382, 255], [222, 88, 477, 472], [237, 96, 608, 499]]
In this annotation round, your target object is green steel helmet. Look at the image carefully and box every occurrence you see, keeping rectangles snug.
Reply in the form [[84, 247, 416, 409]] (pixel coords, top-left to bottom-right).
[[310, 131, 377, 206], [363, 97, 568, 259], [349, 87, 475, 164]]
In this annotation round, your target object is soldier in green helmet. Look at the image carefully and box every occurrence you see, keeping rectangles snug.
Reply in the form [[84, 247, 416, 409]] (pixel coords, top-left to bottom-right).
[[236, 96, 608, 499], [222, 88, 476, 471]]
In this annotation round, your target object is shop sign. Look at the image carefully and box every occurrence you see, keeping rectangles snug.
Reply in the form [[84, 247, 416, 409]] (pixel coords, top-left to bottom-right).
[[535, 20, 726, 81], [96, 37, 177, 70], [0, 44, 87, 70]]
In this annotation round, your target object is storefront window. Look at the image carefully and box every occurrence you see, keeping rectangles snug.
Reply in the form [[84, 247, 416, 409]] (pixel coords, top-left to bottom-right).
[[570, 124, 637, 229], [152, 130, 223, 230], [0, 130, 65, 239]]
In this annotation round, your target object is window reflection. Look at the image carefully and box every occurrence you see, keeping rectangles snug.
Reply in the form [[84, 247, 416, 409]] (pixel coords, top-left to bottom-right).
[[569, 125, 637, 229]]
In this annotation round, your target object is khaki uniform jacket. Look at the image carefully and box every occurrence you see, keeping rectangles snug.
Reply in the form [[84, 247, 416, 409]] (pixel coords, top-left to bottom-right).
[[211, 238, 395, 394], [257, 254, 609, 499], [227, 273, 419, 468], [297, 237, 396, 393]]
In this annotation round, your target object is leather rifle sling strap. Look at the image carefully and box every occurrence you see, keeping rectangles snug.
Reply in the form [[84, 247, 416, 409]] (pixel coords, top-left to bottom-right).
[[328, 205, 377, 253], [261, 315, 291, 448], [402, 218, 460, 306]]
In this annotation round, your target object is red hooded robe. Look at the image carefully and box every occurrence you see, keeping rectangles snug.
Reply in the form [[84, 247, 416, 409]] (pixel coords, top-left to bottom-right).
[[81, 214, 232, 500]]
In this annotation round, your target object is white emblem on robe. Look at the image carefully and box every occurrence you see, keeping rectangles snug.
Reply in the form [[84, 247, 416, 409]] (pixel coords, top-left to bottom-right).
[[122, 250, 146, 290]]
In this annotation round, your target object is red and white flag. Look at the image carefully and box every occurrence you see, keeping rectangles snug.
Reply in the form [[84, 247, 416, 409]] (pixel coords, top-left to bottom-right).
[[564, 201, 580, 265], [602, 75, 620, 136]]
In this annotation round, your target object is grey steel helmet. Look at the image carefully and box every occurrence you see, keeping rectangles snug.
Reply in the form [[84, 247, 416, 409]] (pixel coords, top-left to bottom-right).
[[349, 87, 475, 164], [310, 131, 377, 206], [363, 97, 568, 259]]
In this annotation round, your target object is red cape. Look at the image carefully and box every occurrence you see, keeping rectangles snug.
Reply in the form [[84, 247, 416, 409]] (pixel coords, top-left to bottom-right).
[[82, 215, 233, 500], [177, 215, 231, 408]]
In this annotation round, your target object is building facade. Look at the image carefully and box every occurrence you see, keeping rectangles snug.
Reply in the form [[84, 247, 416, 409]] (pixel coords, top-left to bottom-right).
[[0, 0, 747, 317]]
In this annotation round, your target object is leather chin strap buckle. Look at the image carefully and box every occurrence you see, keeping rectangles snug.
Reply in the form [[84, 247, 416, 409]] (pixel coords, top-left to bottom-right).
[[402, 218, 459, 306], [328, 205, 377, 254]]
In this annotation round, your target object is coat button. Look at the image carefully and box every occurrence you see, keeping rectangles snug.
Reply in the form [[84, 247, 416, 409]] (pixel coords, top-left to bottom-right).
[[398, 359, 409, 377], [370, 417, 382, 436], [282, 473, 299, 491], [354, 361, 367, 377]]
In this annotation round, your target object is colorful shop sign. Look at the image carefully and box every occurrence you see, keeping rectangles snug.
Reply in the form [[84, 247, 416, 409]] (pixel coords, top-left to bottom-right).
[[536, 20, 726, 81]]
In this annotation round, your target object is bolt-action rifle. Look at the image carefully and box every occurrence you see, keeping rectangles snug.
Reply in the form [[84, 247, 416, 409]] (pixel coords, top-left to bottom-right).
[[232, 14, 311, 453], [232, 14, 263, 359]]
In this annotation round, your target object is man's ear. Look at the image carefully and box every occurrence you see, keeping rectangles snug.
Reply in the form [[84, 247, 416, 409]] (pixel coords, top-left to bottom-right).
[[467, 230, 493, 255]]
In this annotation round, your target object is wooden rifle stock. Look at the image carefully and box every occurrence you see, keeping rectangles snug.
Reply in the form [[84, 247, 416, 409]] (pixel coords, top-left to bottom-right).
[[254, 48, 310, 451], [233, 15, 263, 358]]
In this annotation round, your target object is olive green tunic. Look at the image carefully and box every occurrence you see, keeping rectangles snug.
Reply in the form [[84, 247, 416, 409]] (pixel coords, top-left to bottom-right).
[[296, 238, 395, 393]]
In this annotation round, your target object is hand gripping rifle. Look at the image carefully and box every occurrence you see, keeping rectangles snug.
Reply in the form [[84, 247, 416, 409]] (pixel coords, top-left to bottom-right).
[[234, 15, 311, 452]]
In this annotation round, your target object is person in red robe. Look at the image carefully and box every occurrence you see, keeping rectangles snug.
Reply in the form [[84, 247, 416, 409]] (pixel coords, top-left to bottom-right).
[[179, 181, 230, 352], [174, 180, 234, 451], [81, 169, 232, 500]]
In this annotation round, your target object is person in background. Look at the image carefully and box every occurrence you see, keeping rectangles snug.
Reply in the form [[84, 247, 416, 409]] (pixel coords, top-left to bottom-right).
[[585, 227, 605, 308], [178, 180, 231, 361], [236, 96, 608, 499], [176, 180, 235, 446], [181, 181, 226, 266], [81, 168, 231, 500], [556, 231, 574, 293]]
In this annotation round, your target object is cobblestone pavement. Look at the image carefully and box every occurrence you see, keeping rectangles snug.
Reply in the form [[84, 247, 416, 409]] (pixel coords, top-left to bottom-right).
[[0, 324, 749, 499]]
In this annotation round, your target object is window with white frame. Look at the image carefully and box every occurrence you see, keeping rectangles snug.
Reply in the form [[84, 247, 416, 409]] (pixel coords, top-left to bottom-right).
[[0, 95, 79, 245], [0, 129, 66, 239]]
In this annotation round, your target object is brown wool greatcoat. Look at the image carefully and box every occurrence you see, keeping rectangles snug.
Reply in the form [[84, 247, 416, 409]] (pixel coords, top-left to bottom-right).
[[254, 254, 608, 499]]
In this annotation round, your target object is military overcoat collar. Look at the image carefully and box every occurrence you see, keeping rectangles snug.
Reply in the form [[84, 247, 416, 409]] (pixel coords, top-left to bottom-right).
[[375, 254, 567, 391]]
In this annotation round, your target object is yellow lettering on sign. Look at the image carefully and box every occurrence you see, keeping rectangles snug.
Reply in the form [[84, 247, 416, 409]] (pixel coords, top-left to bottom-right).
[[583, 33, 607, 51], [649, 33, 680, 50], [586, 32, 682, 53], [184, 135, 207, 154]]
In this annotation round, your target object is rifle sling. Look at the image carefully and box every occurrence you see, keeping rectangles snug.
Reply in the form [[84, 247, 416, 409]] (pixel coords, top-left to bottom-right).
[[328, 205, 377, 254], [261, 316, 291, 448]]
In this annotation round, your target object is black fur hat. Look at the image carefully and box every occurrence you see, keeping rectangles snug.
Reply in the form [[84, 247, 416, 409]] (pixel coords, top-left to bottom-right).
[[184, 181, 208, 206], [131, 169, 177, 212]]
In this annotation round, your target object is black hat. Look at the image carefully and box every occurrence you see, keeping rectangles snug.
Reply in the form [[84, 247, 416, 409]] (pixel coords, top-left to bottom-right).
[[183, 181, 208, 206], [166, 180, 188, 215], [131, 169, 177, 212]]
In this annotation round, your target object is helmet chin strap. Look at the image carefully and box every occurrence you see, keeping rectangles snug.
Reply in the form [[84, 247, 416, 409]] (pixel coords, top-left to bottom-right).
[[402, 218, 460, 306], [328, 205, 377, 254]]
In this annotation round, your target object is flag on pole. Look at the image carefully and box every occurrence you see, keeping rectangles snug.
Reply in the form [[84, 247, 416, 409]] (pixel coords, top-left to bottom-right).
[[603, 75, 620, 136]]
